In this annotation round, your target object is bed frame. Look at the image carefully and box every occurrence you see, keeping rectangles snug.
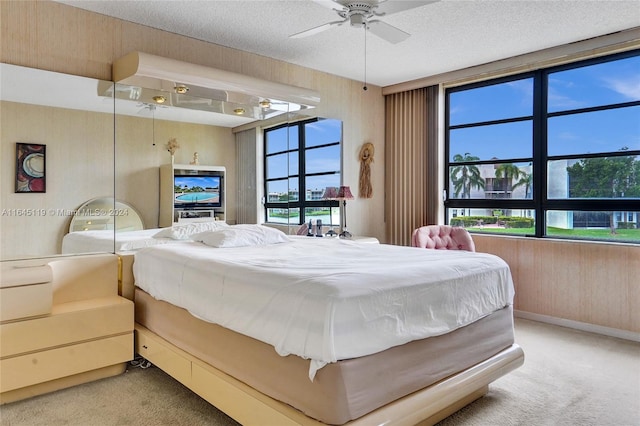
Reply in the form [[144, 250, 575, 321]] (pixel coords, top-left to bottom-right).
[[119, 253, 524, 426]]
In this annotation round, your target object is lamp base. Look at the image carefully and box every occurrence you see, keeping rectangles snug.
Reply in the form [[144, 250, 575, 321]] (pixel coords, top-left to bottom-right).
[[325, 228, 338, 237], [339, 229, 352, 239]]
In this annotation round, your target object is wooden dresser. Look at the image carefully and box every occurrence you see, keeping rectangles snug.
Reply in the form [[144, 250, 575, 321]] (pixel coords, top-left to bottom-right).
[[0, 254, 134, 404]]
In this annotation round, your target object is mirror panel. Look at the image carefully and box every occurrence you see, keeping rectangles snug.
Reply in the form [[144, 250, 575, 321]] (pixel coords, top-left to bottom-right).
[[1, 63, 116, 261], [2, 61, 320, 260], [69, 198, 144, 232]]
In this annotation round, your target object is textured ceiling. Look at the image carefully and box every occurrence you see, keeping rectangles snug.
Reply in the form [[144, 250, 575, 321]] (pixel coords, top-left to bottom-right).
[[56, 0, 640, 88]]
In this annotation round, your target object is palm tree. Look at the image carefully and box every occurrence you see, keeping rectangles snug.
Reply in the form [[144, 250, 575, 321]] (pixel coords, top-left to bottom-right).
[[494, 163, 523, 199], [512, 171, 532, 199], [450, 153, 485, 199]]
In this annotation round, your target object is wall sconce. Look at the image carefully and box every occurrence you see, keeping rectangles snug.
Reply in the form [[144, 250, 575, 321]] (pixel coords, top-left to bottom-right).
[[336, 185, 354, 239]]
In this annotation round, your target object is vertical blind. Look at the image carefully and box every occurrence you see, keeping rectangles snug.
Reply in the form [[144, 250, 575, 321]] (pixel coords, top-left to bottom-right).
[[384, 86, 439, 246]]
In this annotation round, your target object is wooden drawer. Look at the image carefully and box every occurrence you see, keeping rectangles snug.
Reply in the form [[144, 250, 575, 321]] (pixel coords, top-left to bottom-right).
[[0, 282, 52, 322], [0, 333, 133, 393], [1, 264, 53, 322], [1, 296, 134, 358], [135, 326, 191, 386]]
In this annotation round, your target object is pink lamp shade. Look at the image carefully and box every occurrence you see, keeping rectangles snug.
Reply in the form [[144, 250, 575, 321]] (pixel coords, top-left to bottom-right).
[[336, 185, 354, 200], [322, 186, 339, 200]]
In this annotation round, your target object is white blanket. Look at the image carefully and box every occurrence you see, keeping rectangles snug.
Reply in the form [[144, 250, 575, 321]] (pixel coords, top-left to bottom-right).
[[62, 229, 175, 253], [133, 237, 515, 379]]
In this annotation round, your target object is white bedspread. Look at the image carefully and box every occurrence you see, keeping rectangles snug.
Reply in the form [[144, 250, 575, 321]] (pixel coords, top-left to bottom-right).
[[133, 237, 515, 379], [62, 229, 175, 253]]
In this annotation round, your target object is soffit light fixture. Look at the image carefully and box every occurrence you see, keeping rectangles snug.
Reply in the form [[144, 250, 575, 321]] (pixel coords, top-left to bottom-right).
[[174, 84, 189, 94], [112, 52, 320, 122]]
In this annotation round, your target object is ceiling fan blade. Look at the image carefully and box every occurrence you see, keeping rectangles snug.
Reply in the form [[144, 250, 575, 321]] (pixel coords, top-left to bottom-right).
[[310, 0, 347, 10], [367, 20, 410, 44], [289, 19, 346, 39], [376, 0, 439, 16]]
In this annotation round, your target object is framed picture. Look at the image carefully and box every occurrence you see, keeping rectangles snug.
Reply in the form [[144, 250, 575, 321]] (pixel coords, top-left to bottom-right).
[[16, 143, 46, 193]]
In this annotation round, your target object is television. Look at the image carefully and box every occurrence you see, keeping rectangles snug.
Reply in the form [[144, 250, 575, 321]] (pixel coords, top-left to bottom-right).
[[173, 174, 223, 209]]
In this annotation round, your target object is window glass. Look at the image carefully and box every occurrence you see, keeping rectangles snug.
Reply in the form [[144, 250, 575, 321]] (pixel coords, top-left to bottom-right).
[[306, 145, 340, 174], [264, 118, 342, 224], [548, 55, 640, 113], [266, 154, 285, 181], [449, 121, 533, 162], [548, 106, 640, 156], [266, 207, 299, 224], [305, 118, 342, 147], [449, 78, 533, 126], [266, 180, 289, 203], [305, 174, 341, 200], [546, 210, 640, 242], [266, 125, 299, 153], [445, 50, 640, 243], [449, 162, 532, 200], [447, 208, 535, 235], [303, 207, 339, 228], [548, 156, 640, 199]]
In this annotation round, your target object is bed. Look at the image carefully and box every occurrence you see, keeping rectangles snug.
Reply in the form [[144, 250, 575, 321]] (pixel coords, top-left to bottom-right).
[[62, 228, 169, 253], [122, 227, 524, 425], [61, 221, 230, 254]]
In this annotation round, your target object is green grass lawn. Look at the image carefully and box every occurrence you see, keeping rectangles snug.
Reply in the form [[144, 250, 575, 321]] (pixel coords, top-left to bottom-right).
[[468, 226, 640, 243]]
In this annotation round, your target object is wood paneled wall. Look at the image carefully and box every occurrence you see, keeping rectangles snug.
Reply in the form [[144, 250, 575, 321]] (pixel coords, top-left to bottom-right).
[[474, 234, 640, 335]]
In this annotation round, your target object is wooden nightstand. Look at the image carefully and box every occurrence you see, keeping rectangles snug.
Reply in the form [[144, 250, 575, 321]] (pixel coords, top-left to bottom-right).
[[0, 254, 134, 404]]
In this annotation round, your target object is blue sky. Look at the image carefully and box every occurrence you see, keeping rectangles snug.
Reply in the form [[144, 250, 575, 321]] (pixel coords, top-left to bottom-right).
[[449, 54, 640, 162], [174, 176, 220, 191], [267, 119, 342, 195]]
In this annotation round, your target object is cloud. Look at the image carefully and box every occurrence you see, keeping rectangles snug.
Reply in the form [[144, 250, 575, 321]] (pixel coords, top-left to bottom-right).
[[506, 79, 533, 99], [547, 77, 586, 110], [602, 75, 640, 101]]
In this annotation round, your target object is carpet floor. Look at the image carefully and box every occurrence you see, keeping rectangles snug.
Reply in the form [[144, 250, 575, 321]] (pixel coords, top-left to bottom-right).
[[1, 318, 638, 425]]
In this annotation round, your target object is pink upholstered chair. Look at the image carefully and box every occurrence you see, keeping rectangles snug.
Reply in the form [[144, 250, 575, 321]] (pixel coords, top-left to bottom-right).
[[411, 225, 476, 252]]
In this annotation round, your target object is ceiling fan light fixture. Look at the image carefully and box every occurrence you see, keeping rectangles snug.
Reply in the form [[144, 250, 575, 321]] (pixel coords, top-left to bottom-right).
[[349, 13, 366, 27]]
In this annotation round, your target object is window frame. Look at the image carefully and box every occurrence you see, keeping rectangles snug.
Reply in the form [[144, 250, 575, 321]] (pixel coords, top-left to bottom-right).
[[444, 49, 640, 241], [263, 117, 341, 225]]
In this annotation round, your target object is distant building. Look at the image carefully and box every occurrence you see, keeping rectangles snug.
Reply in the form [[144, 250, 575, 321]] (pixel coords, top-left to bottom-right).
[[450, 161, 638, 229]]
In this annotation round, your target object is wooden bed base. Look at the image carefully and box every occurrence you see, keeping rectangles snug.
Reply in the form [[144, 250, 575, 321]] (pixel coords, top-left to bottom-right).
[[135, 323, 524, 426], [119, 254, 525, 425]]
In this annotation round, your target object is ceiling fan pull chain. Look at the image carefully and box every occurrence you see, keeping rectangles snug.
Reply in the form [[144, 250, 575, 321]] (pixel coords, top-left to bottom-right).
[[363, 23, 368, 91]]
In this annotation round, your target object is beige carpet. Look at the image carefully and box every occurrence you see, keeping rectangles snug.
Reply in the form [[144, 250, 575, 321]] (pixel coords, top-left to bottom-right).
[[1, 319, 638, 426]]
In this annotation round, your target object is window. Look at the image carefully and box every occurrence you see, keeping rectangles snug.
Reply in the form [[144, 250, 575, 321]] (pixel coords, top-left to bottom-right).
[[445, 50, 640, 243], [264, 118, 342, 225]]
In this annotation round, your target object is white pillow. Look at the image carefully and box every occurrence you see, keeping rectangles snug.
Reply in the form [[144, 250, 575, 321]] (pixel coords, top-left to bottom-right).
[[153, 221, 229, 240], [192, 224, 290, 248]]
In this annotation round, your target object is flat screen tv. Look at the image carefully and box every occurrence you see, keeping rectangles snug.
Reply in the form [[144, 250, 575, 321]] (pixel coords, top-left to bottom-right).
[[174, 174, 223, 209]]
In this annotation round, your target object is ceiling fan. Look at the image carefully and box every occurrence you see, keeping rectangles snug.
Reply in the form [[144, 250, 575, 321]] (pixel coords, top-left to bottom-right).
[[290, 0, 439, 44]]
